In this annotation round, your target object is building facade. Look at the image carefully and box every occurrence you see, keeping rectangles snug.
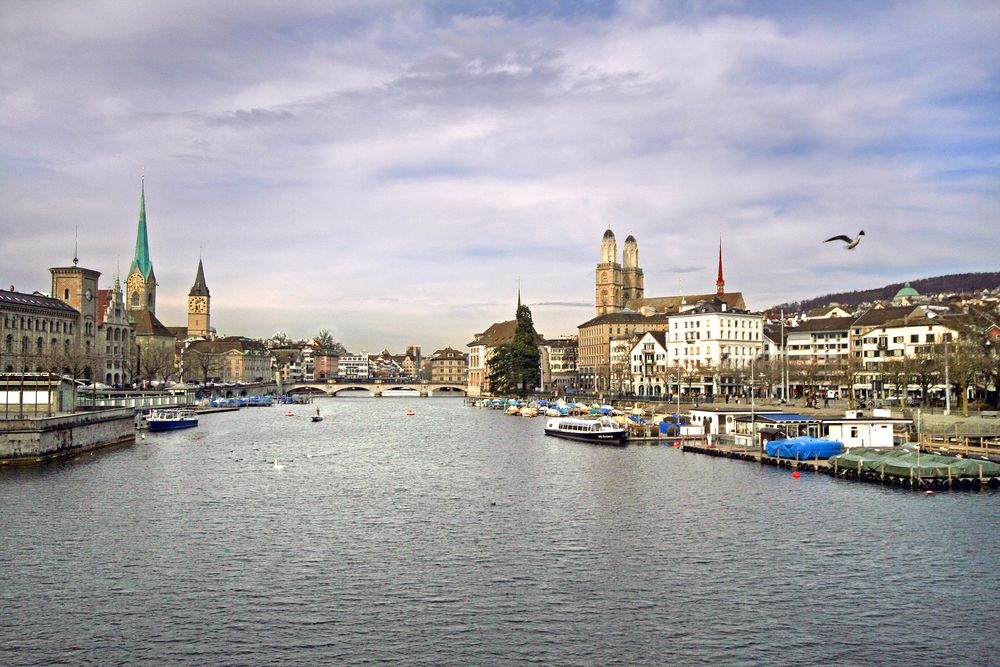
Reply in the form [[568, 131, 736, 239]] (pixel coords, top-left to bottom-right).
[[97, 277, 134, 385], [339, 354, 371, 380], [182, 337, 271, 383], [430, 347, 468, 384], [1, 289, 80, 374]]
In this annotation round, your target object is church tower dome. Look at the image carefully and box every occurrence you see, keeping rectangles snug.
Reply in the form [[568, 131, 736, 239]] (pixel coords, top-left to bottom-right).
[[600, 228, 617, 264]]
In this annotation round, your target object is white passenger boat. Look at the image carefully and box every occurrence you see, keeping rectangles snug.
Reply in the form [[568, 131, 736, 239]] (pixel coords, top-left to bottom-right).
[[147, 409, 199, 432], [544, 416, 628, 446]]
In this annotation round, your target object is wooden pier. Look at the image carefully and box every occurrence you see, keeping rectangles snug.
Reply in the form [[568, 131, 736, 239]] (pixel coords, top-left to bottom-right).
[[679, 442, 1000, 492]]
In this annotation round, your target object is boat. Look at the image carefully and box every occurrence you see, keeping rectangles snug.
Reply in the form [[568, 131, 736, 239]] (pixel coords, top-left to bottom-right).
[[312, 407, 323, 422], [406, 409, 415, 416], [147, 409, 199, 432], [544, 416, 629, 446]]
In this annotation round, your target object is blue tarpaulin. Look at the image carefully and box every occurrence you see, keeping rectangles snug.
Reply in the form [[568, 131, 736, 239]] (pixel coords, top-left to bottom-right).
[[765, 436, 843, 460]]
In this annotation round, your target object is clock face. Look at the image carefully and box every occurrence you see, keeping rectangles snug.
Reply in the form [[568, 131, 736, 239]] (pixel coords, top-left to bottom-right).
[[190, 298, 206, 313], [127, 274, 142, 290]]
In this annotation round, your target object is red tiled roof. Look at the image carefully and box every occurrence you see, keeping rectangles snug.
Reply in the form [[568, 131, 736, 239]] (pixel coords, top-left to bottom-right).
[[97, 289, 112, 327]]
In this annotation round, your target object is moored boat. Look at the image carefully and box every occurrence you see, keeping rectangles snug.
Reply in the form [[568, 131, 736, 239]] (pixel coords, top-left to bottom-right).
[[544, 416, 628, 446], [147, 409, 199, 432]]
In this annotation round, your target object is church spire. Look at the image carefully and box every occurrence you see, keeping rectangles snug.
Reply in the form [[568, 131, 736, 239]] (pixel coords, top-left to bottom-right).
[[716, 235, 725, 297], [189, 258, 210, 297], [129, 172, 153, 279]]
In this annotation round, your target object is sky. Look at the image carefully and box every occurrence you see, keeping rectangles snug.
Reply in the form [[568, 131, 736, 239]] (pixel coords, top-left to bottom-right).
[[2, 0, 998, 353]]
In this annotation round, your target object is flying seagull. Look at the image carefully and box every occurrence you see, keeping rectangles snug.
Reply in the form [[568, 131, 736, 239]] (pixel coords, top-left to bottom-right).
[[823, 230, 865, 249]]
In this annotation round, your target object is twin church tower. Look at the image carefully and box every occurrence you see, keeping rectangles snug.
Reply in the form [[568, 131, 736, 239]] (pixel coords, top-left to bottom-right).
[[595, 229, 645, 315], [125, 175, 212, 338], [595, 228, 728, 316]]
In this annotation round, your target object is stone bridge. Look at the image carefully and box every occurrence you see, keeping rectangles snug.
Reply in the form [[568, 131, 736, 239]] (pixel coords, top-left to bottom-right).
[[285, 382, 467, 397]]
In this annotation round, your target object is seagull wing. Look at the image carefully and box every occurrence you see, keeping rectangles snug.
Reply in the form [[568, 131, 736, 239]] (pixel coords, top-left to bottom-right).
[[823, 235, 852, 244]]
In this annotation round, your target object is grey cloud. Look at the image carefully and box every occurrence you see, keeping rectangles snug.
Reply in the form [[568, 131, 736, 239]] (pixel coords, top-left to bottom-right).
[[206, 108, 295, 128]]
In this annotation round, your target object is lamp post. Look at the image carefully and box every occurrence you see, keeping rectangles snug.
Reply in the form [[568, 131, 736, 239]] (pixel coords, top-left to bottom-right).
[[943, 338, 951, 416]]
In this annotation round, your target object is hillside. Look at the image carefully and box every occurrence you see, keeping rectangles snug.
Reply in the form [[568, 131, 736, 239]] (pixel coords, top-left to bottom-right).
[[770, 272, 1000, 313]]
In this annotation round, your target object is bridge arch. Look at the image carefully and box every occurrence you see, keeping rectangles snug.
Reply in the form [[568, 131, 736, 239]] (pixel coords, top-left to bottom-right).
[[283, 382, 468, 397]]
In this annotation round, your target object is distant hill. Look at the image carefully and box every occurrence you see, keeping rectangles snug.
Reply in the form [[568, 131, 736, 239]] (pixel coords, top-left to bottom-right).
[[770, 272, 1000, 313]]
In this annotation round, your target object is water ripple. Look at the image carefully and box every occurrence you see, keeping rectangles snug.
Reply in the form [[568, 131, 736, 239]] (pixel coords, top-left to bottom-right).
[[1, 398, 998, 666]]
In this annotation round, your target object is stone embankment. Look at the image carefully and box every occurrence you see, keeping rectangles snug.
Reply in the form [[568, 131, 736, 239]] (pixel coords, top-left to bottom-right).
[[0, 408, 135, 465]]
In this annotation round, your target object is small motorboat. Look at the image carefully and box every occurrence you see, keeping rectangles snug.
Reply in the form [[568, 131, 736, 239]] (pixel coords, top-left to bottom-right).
[[147, 409, 199, 432], [312, 408, 323, 422], [406, 410, 415, 416], [284, 410, 294, 417]]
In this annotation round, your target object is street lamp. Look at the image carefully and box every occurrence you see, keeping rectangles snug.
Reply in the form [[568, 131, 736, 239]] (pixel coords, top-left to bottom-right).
[[943, 338, 951, 416]]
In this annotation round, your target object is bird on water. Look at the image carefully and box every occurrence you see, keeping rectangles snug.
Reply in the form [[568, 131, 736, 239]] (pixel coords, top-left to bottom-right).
[[823, 230, 865, 249]]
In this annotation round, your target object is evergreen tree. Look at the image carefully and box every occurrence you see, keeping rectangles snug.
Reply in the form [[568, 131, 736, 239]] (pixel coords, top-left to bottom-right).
[[487, 303, 541, 396]]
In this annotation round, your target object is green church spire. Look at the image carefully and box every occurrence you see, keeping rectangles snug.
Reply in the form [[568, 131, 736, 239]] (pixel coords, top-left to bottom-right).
[[129, 173, 153, 279]]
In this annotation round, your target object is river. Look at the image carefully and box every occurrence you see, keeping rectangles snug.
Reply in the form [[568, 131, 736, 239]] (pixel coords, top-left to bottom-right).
[[1, 396, 997, 666]]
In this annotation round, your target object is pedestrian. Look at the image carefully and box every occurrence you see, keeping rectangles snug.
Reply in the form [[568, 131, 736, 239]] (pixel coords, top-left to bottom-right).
[[725, 394, 730, 404], [824, 395, 829, 408]]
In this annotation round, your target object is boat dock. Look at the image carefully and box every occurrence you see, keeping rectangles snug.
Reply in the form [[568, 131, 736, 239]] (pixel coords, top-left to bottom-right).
[[679, 442, 1000, 492]]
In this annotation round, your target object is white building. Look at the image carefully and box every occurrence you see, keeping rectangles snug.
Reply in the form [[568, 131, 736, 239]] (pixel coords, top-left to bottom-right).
[[339, 353, 371, 380], [823, 412, 911, 448], [628, 331, 669, 397], [785, 317, 853, 367], [664, 298, 764, 397]]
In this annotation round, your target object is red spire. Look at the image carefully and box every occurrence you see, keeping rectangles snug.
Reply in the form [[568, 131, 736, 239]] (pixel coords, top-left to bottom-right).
[[716, 237, 725, 296]]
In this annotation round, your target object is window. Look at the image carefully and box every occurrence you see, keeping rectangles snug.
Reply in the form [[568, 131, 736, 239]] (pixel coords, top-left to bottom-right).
[[64, 288, 70, 299]]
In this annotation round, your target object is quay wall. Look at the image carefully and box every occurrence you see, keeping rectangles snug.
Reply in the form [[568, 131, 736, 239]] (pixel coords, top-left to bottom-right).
[[0, 408, 136, 464]]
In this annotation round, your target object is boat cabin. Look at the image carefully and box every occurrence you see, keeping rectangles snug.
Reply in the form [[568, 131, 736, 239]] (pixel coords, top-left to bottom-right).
[[822, 412, 911, 448]]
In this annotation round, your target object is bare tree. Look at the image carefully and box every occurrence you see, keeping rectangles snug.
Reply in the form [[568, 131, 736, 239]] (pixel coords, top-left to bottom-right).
[[137, 343, 176, 384], [186, 349, 221, 383], [828, 356, 858, 408], [937, 332, 991, 416]]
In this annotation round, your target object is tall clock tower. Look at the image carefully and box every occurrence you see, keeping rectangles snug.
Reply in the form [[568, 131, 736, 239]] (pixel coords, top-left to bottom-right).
[[187, 258, 211, 338], [50, 260, 101, 357], [127, 174, 157, 315]]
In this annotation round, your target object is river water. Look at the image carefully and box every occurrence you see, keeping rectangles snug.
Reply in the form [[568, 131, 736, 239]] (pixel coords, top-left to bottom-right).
[[1, 396, 998, 666]]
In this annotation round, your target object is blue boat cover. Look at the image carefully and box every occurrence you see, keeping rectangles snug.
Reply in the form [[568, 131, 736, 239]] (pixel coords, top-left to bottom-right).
[[765, 436, 843, 459], [659, 420, 682, 434]]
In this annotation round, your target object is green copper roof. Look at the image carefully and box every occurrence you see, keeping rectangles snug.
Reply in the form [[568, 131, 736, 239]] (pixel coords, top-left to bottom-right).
[[129, 177, 154, 280], [894, 282, 919, 298], [189, 258, 210, 297]]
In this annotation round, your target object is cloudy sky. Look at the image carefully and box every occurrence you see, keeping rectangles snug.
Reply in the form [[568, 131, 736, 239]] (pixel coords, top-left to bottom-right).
[[2, 1, 998, 352]]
